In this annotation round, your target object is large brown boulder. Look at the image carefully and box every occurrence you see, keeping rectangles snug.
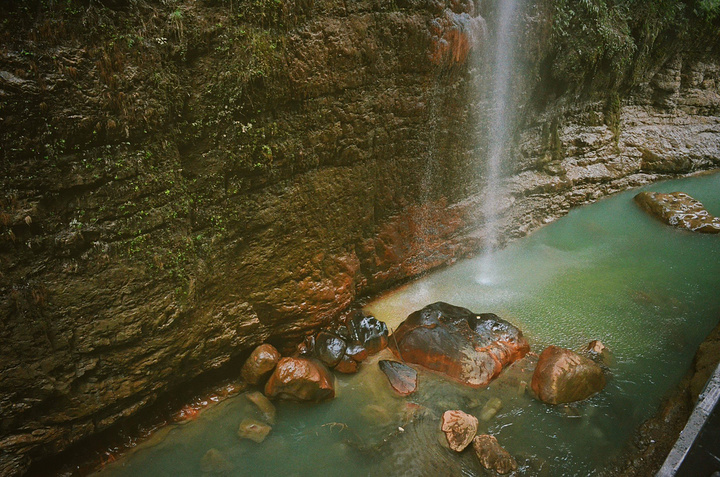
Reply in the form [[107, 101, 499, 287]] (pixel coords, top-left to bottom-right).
[[531, 346, 606, 404], [634, 191, 720, 233], [441, 410, 478, 452], [264, 357, 335, 402], [390, 302, 530, 387], [241, 344, 281, 385]]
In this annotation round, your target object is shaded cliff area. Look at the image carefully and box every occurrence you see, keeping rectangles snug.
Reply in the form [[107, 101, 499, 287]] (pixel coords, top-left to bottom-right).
[[1, 0, 719, 474]]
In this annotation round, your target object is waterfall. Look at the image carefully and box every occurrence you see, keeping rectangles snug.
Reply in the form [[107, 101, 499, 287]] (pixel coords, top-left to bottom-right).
[[477, 0, 522, 285]]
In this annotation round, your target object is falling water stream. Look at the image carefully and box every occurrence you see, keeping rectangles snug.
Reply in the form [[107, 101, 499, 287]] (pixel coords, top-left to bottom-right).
[[477, 0, 522, 284], [96, 172, 720, 477]]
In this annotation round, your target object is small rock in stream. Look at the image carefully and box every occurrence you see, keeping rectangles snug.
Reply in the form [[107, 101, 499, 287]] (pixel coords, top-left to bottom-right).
[[200, 448, 234, 474], [479, 397, 502, 421], [531, 346, 606, 404], [334, 354, 360, 374], [245, 391, 276, 425], [473, 435, 518, 475], [315, 331, 347, 368], [237, 418, 272, 443], [241, 344, 281, 385], [378, 360, 418, 396], [441, 410, 478, 452], [264, 357, 335, 402]]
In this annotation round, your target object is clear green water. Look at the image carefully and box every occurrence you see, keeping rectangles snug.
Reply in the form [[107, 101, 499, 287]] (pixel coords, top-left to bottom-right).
[[97, 173, 720, 477]]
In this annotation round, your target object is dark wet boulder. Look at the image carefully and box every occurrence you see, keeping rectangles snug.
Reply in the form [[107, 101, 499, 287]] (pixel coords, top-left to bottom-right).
[[441, 410, 478, 452], [531, 346, 606, 404], [473, 435, 517, 474], [345, 344, 368, 362], [390, 302, 530, 387], [334, 354, 360, 374], [315, 331, 347, 368], [634, 191, 720, 234], [264, 357, 335, 402], [379, 360, 418, 396], [241, 344, 281, 385], [348, 311, 389, 354]]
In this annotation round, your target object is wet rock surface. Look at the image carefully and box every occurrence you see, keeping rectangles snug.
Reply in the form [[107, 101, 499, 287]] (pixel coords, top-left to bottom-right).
[[441, 410, 478, 452], [315, 331, 348, 368], [531, 346, 606, 404], [348, 312, 389, 355], [264, 358, 335, 402], [635, 191, 720, 233], [379, 360, 418, 396], [390, 302, 530, 387], [241, 344, 281, 385], [473, 435, 518, 475]]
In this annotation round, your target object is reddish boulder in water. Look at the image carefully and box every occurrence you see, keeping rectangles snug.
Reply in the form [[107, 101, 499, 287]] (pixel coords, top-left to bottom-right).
[[441, 410, 478, 452], [334, 354, 360, 374], [264, 357, 335, 402], [531, 346, 606, 404], [379, 360, 418, 396], [390, 302, 530, 387], [241, 344, 281, 385]]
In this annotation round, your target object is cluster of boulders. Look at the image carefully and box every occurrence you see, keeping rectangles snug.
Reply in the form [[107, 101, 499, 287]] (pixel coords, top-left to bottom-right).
[[440, 409, 518, 474], [239, 311, 389, 406]]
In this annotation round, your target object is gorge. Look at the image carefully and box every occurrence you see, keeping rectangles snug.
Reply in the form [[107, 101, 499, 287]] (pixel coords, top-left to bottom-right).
[[1, 0, 720, 475]]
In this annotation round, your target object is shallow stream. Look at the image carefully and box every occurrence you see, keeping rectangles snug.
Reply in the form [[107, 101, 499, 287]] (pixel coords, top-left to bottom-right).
[[98, 172, 720, 476]]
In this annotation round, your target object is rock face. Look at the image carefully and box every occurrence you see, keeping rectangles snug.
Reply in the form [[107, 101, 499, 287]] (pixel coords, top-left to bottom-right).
[[390, 302, 530, 387], [264, 358, 335, 402], [441, 410, 478, 452], [531, 346, 606, 404], [241, 344, 281, 385], [473, 435, 518, 475], [378, 360, 418, 396], [634, 191, 720, 233], [1, 0, 720, 473]]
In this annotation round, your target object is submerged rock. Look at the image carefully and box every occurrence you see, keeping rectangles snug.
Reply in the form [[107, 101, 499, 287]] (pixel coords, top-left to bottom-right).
[[379, 360, 418, 396], [531, 346, 606, 404], [441, 410, 478, 452], [245, 391, 276, 425], [348, 311, 389, 355], [585, 340, 613, 367], [473, 435, 518, 474], [241, 344, 281, 385], [479, 397, 502, 422], [390, 302, 530, 387], [634, 191, 720, 233], [315, 331, 347, 368], [264, 357, 335, 402], [237, 418, 272, 443], [200, 448, 234, 474]]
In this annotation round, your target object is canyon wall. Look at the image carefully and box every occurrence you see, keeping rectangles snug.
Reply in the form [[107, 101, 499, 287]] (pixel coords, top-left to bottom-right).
[[1, 0, 719, 474]]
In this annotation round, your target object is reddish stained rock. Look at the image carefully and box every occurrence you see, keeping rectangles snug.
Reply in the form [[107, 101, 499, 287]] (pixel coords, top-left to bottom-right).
[[334, 354, 360, 374], [634, 191, 720, 233], [390, 302, 530, 387], [473, 435, 517, 474], [428, 10, 485, 66], [441, 410, 478, 452], [241, 344, 281, 385], [264, 357, 335, 402], [531, 346, 606, 404], [378, 360, 418, 396]]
